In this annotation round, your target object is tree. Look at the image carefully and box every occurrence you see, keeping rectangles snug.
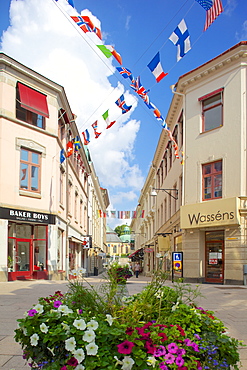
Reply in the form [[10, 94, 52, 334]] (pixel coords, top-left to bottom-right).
[[114, 224, 130, 237]]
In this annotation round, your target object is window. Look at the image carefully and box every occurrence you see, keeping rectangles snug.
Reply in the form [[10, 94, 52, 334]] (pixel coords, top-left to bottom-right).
[[202, 160, 222, 200], [57, 229, 63, 271], [199, 88, 223, 132], [164, 151, 168, 179], [20, 148, 41, 192], [16, 83, 49, 129], [178, 111, 183, 147], [68, 181, 72, 214], [59, 166, 65, 205]]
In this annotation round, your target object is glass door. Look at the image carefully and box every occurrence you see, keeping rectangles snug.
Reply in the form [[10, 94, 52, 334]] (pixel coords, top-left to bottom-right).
[[205, 231, 224, 283], [16, 240, 30, 272]]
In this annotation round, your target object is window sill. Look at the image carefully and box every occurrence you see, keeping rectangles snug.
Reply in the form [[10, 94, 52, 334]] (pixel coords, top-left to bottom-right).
[[200, 125, 222, 135], [19, 190, 41, 199], [59, 203, 65, 210]]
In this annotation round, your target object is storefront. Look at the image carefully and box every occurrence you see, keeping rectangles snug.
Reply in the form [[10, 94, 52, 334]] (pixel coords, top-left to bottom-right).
[[0, 206, 55, 281], [180, 197, 242, 284]]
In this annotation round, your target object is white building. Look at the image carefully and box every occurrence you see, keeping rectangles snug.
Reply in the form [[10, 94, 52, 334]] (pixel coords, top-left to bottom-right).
[[0, 53, 107, 281], [131, 41, 247, 284]]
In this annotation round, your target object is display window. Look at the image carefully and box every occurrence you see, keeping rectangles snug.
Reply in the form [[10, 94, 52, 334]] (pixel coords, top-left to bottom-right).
[[205, 230, 224, 283]]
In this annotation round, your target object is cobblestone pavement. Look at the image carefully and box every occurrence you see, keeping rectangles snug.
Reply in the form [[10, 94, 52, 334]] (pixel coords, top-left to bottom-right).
[[0, 275, 246, 369]]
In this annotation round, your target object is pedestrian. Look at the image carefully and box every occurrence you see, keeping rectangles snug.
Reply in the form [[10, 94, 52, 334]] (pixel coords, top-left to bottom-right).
[[134, 262, 140, 278]]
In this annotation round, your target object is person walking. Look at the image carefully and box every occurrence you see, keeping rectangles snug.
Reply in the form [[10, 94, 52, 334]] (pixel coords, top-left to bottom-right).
[[134, 262, 140, 278]]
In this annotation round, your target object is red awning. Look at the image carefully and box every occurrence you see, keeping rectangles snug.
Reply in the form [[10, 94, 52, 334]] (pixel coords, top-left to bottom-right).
[[128, 248, 142, 258], [18, 82, 49, 118]]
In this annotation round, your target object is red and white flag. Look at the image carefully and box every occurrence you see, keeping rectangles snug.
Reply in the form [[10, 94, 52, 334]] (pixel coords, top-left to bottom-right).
[[204, 0, 224, 31]]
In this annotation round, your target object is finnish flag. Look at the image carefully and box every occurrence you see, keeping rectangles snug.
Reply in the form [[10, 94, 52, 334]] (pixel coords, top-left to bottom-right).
[[169, 19, 191, 61]]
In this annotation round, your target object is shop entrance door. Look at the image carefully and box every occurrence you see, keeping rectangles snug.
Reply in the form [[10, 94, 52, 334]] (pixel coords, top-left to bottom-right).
[[12, 239, 33, 280], [205, 230, 224, 283]]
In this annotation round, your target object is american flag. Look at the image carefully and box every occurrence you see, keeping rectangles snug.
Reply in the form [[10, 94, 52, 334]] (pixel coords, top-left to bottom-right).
[[204, 0, 224, 31]]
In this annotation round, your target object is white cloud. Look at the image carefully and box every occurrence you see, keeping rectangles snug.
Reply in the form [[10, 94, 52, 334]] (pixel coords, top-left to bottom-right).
[[1, 0, 144, 211]]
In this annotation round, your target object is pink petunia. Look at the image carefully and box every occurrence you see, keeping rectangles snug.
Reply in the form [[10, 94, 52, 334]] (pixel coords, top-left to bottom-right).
[[145, 340, 156, 354], [176, 356, 185, 367], [164, 353, 175, 364], [126, 327, 134, 335], [67, 357, 78, 366], [167, 342, 178, 354], [159, 362, 168, 370], [154, 345, 166, 357], [158, 332, 168, 342], [117, 340, 135, 354]]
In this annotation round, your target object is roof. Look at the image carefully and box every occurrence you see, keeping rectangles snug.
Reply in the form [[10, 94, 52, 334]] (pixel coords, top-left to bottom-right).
[[106, 225, 122, 243]]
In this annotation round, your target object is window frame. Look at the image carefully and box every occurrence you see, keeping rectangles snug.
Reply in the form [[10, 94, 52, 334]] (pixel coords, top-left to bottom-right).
[[199, 88, 224, 133], [20, 148, 41, 193], [202, 160, 222, 201]]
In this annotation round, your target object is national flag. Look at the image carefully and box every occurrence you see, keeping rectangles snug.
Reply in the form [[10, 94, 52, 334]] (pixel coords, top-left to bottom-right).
[[195, 0, 213, 11], [97, 45, 122, 63], [147, 52, 168, 83], [92, 121, 101, 138], [102, 110, 116, 129], [153, 105, 165, 122], [125, 211, 130, 219], [116, 66, 133, 81], [60, 149, 66, 164], [110, 211, 116, 218], [143, 94, 155, 109], [203, 0, 223, 31], [66, 141, 73, 157], [139, 210, 145, 218], [82, 129, 90, 145], [71, 15, 102, 39], [115, 94, 132, 114], [169, 19, 191, 61], [132, 211, 137, 218], [74, 135, 81, 151], [55, 0, 74, 7], [130, 76, 150, 99], [118, 211, 124, 219], [97, 210, 103, 218]]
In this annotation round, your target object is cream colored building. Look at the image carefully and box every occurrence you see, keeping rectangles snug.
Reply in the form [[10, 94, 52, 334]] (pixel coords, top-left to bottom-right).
[[131, 41, 247, 284], [0, 53, 108, 281]]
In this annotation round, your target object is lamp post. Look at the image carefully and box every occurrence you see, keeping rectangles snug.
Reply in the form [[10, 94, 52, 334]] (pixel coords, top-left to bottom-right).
[[150, 188, 178, 200]]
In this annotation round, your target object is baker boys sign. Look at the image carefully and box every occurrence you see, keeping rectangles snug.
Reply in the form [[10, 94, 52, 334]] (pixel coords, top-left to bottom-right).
[[0, 206, 56, 224]]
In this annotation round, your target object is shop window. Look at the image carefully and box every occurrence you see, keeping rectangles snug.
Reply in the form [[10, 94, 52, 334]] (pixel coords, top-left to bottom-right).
[[202, 160, 222, 200], [199, 88, 223, 132], [20, 148, 41, 193], [16, 82, 49, 129]]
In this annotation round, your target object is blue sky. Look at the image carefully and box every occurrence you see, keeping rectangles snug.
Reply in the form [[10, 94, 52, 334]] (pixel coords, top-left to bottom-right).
[[0, 0, 246, 228]]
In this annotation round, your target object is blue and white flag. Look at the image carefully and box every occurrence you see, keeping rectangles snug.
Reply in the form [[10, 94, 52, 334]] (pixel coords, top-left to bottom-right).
[[55, 0, 74, 7], [169, 19, 191, 61], [147, 52, 168, 83]]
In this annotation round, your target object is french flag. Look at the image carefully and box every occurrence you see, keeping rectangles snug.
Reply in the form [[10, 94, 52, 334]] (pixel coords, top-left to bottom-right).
[[82, 129, 90, 145], [147, 52, 168, 83]]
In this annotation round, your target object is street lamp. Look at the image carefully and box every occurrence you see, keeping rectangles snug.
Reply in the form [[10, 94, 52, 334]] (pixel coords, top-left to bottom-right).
[[151, 188, 178, 200]]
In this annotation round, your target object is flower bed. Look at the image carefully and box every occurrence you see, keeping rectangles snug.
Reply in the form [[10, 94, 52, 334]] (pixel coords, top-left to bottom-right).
[[14, 270, 243, 370]]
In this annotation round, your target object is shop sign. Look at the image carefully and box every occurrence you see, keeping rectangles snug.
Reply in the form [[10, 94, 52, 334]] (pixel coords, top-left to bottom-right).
[[180, 197, 240, 229], [0, 206, 56, 224]]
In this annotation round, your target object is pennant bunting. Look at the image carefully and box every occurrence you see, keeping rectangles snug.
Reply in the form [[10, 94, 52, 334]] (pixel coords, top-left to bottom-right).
[[97, 45, 122, 64], [82, 129, 90, 145], [60, 149, 66, 163], [132, 211, 137, 219], [203, 0, 223, 31], [102, 110, 116, 129], [110, 211, 116, 218], [66, 141, 73, 157], [115, 94, 132, 114], [74, 135, 81, 151], [147, 52, 168, 83], [116, 66, 133, 81], [153, 105, 165, 122], [92, 121, 101, 138], [55, 0, 74, 7], [169, 19, 191, 61]]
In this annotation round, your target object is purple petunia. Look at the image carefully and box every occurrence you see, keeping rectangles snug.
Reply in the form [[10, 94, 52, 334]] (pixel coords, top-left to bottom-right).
[[175, 356, 185, 367], [28, 309, 38, 317], [53, 300, 62, 308], [159, 362, 168, 370], [117, 340, 135, 355], [154, 345, 166, 357]]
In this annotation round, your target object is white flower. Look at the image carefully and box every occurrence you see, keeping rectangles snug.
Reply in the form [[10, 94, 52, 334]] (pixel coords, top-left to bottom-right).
[[30, 333, 39, 346], [33, 304, 44, 314], [121, 356, 135, 370], [114, 356, 123, 365], [83, 329, 96, 342], [87, 319, 98, 330], [58, 305, 73, 315], [23, 328, 28, 336], [147, 356, 157, 367], [65, 336, 76, 352], [40, 323, 49, 333], [171, 302, 179, 312], [75, 365, 85, 370], [61, 322, 70, 333], [73, 318, 86, 330], [73, 348, 85, 363], [85, 342, 98, 355], [71, 269, 79, 277], [78, 267, 86, 274], [106, 314, 114, 326]]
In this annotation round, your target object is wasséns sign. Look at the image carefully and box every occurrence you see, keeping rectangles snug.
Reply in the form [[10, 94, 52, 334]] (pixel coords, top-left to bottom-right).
[[0, 207, 56, 224]]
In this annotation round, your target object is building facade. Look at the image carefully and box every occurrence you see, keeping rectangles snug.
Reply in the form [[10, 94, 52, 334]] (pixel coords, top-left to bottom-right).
[[131, 41, 247, 284], [0, 53, 107, 281]]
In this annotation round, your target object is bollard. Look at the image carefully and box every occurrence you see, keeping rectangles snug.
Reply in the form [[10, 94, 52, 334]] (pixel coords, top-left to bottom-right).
[[243, 264, 247, 286]]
